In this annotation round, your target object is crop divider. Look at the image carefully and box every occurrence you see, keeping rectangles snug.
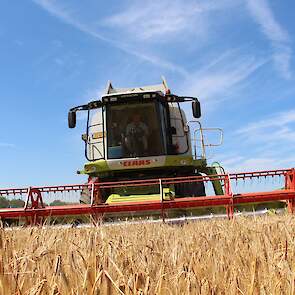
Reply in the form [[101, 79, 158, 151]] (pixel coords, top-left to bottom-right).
[[90, 181, 104, 225], [286, 169, 295, 213], [224, 175, 234, 219], [24, 187, 45, 225], [159, 179, 166, 222]]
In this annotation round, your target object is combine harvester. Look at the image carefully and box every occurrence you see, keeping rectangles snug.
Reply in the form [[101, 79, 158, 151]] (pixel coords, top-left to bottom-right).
[[0, 79, 294, 225]]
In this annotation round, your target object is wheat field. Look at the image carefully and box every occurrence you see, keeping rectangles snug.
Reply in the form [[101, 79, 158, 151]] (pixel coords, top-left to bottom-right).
[[0, 215, 295, 294]]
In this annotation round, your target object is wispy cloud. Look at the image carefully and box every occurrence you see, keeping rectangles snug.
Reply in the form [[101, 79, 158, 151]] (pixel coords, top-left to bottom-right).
[[222, 155, 294, 172], [237, 109, 295, 134], [180, 51, 266, 102], [105, 1, 210, 41], [104, 1, 193, 40], [219, 146, 295, 172], [225, 110, 295, 171], [209, 105, 295, 173], [32, 0, 188, 76], [236, 119, 295, 148], [246, 0, 292, 79], [104, 0, 237, 41]]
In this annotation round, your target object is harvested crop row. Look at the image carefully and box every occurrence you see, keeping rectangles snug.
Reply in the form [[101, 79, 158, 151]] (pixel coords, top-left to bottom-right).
[[0, 215, 294, 294]]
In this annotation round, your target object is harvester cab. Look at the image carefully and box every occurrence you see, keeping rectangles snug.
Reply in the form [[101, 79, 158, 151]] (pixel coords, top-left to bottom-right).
[[69, 78, 224, 204]]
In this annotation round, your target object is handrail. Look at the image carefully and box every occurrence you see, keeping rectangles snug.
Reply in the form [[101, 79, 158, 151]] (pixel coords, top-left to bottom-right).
[[187, 120, 224, 159]]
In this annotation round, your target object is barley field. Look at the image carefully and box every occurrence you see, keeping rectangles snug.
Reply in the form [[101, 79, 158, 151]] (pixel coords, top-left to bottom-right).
[[1, 215, 295, 294]]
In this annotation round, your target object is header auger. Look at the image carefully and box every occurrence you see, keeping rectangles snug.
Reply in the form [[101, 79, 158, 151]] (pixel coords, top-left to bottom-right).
[[0, 79, 294, 225]]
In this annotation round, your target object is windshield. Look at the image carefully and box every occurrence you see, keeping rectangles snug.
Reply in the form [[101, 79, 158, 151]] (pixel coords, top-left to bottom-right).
[[106, 101, 165, 159]]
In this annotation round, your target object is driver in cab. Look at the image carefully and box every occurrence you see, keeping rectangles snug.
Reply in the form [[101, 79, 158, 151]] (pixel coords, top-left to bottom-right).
[[125, 113, 149, 155]]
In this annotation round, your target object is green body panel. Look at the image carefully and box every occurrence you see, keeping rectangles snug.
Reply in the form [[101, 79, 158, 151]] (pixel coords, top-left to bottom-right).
[[200, 166, 224, 195], [81, 155, 207, 176], [82, 160, 110, 175], [164, 155, 207, 168], [106, 188, 175, 203], [113, 184, 159, 196]]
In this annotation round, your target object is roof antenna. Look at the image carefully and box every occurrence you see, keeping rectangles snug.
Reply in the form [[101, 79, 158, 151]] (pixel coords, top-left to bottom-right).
[[161, 76, 170, 94], [105, 80, 113, 94]]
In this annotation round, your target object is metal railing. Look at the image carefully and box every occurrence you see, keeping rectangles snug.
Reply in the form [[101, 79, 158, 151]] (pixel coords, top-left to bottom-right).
[[188, 121, 223, 159], [0, 168, 294, 223]]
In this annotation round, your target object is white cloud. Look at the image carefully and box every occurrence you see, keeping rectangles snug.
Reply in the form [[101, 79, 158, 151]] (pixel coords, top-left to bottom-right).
[[32, 0, 188, 76], [220, 156, 245, 168], [246, 0, 292, 79], [237, 109, 295, 134], [105, 1, 201, 40], [218, 148, 295, 171], [235, 111, 295, 165], [224, 110, 295, 172], [229, 157, 277, 172], [272, 45, 293, 80], [247, 0, 288, 43], [180, 51, 266, 102], [211, 108, 295, 176], [104, 0, 236, 41], [221, 154, 295, 172]]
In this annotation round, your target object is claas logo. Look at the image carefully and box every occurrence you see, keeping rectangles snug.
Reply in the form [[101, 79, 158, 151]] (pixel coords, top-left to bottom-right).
[[121, 160, 152, 167]]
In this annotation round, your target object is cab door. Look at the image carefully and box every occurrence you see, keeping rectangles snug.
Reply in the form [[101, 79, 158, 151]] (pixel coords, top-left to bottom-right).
[[169, 104, 190, 155], [86, 108, 105, 161]]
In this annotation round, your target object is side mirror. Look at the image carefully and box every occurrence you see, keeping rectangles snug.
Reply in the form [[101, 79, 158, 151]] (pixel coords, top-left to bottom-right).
[[68, 111, 76, 128], [192, 99, 201, 118]]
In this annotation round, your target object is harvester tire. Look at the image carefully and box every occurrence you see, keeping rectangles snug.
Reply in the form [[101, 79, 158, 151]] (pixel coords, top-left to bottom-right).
[[174, 174, 205, 197], [80, 186, 109, 204], [80, 186, 91, 204]]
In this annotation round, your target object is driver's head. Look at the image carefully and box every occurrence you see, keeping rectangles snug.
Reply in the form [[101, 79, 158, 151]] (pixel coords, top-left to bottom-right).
[[132, 113, 141, 124]]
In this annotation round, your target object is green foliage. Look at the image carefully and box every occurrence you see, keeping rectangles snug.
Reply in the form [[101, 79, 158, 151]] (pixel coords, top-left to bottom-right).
[[49, 200, 68, 206], [0, 197, 10, 208], [0, 197, 25, 208], [9, 199, 25, 208]]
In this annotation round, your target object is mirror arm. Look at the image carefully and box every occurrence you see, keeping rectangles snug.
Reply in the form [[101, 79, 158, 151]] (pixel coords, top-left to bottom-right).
[[70, 104, 88, 112]]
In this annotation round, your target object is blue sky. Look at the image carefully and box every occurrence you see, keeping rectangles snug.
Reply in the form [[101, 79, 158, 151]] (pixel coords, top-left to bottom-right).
[[0, 0, 294, 187]]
